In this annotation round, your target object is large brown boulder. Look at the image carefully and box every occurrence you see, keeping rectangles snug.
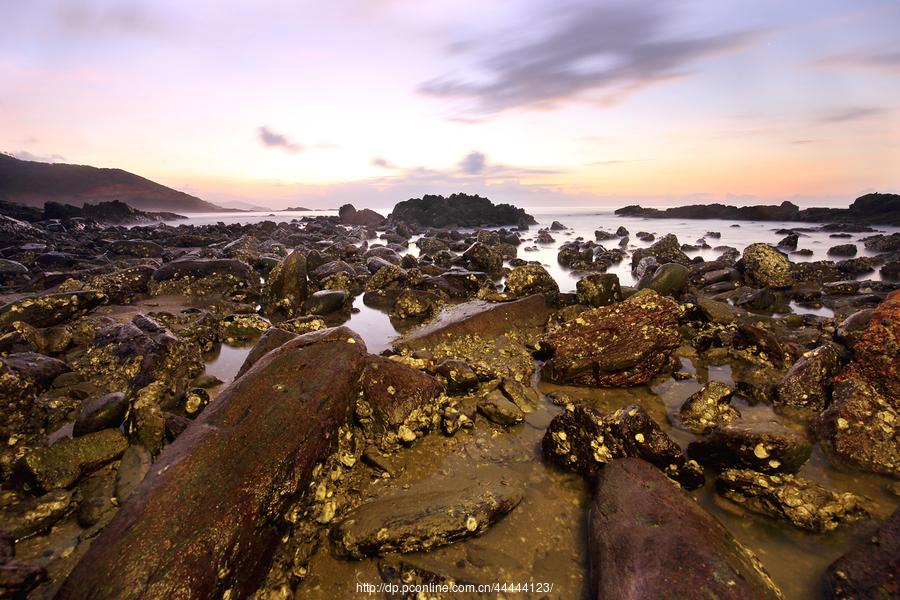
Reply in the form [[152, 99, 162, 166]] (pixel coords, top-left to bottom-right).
[[589, 458, 783, 600], [539, 290, 680, 387], [56, 327, 370, 600], [824, 508, 899, 599]]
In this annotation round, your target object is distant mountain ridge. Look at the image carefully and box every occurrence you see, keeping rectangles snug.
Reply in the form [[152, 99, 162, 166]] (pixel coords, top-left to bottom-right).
[[615, 194, 900, 226], [0, 153, 230, 213]]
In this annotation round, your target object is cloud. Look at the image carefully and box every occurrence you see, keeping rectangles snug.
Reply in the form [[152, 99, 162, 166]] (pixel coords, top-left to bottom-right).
[[818, 106, 888, 123], [371, 156, 394, 168], [420, 2, 761, 114], [258, 126, 303, 153], [458, 151, 486, 174], [815, 50, 900, 74], [8, 150, 67, 163], [57, 0, 166, 36], [587, 159, 650, 166]]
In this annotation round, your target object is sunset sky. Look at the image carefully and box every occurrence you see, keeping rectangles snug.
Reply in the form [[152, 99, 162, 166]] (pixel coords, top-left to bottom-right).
[[2, 0, 899, 209]]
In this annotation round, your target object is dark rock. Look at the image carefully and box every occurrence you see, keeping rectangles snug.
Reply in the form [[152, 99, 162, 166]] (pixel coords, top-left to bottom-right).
[[777, 233, 799, 250], [550, 220, 566, 230], [811, 377, 898, 475], [0, 291, 107, 332], [339, 204, 386, 227], [862, 232, 900, 252], [331, 476, 523, 558], [107, 239, 164, 258], [824, 508, 899, 599], [630, 234, 690, 271], [543, 403, 704, 489], [0, 489, 73, 539], [0, 532, 46, 598], [743, 243, 793, 288], [435, 360, 479, 394], [688, 421, 811, 474], [505, 264, 558, 297], [15, 429, 128, 491], [389, 194, 536, 228], [697, 296, 738, 324], [114, 444, 152, 502], [260, 250, 308, 319], [302, 289, 349, 315], [57, 327, 369, 600], [679, 381, 739, 433], [575, 273, 622, 307], [715, 469, 869, 532], [836, 309, 874, 349], [540, 290, 680, 387], [477, 392, 524, 427], [638, 262, 689, 296], [881, 260, 900, 281], [775, 344, 841, 410], [462, 242, 502, 273], [616, 226, 628, 236], [589, 458, 782, 600], [73, 392, 129, 437], [0, 352, 70, 395]]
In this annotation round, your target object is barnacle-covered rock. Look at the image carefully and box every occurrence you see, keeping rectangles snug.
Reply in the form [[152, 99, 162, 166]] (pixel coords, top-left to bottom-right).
[[742, 243, 793, 288], [679, 381, 739, 433], [539, 290, 680, 387], [0, 291, 107, 332]]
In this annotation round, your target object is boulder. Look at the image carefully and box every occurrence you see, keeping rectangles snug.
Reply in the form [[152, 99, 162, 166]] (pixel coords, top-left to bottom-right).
[[56, 327, 369, 600], [638, 262, 689, 296], [827, 243, 857, 257], [715, 469, 869, 532], [630, 234, 691, 271], [388, 194, 535, 228], [679, 381, 739, 433], [742, 243, 793, 288], [462, 242, 503, 273], [260, 250, 308, 318], [543, 403, 704, 489], [339, 204, 386, 227], [107, 239, 164, 258], [0, 291, 107, 332], [15, 429, 128, 492], [688, 421, 811, 474], [505, 264, 559, 297], [540, 290, 679, 387], [331, 476, 523, 558], [302, 289, 349, 315], [575, 273, 622, 307], [73, 392, 129, 437], [589, 458, 783, 600], [824, 508, 899, 599], [775, 344, 841, 410]]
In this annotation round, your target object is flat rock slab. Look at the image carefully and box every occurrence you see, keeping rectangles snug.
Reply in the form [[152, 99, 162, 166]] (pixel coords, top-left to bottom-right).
[[331, 477, 524, 559], [590, 458, 783, 600], [56, 327, 369, 600]]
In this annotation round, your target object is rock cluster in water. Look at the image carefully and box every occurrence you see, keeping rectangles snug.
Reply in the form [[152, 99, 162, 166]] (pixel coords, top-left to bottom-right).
[[0, 196, 897, 598]]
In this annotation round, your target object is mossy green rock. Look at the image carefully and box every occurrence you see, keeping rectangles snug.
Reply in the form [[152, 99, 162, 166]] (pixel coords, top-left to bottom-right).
[[17, 429, 128, 492]]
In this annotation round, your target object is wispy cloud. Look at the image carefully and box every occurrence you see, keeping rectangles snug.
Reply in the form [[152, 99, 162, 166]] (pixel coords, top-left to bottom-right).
[[818, 106, 888, 123], [371, 156, 394, 169], [815, 50, 900, 74], [57, 0, 167, 36], [420, 2, 762, 114], [258, 126, 303, 153], [458, 151, 486, 174]]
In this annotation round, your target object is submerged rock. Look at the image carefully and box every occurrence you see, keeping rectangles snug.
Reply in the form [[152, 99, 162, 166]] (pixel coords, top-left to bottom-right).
[[543, 403, 704, 489], [824, 508, 899, 599], [540, 290, 680, 387], [331, 477, 523, 558], [715, 469, 869, 532], [589, 458, 783, 600]]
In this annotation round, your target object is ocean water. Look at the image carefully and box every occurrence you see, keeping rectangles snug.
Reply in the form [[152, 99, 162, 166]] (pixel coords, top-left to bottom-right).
[[172, 206, 898, 293]]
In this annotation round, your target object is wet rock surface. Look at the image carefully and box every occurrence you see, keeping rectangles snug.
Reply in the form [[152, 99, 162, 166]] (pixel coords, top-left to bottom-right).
[[688, 421, 812, 474], [589, 458, 783, 600], [824, 508, 899, 599], [331, 476, 523, 558], [716, 469, 870, 532], [540, 290, 680, 387]]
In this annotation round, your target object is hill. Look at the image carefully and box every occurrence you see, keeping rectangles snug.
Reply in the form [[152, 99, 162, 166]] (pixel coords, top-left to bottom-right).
[[0, 153, 229, 213], [615, 194, 900, 226]]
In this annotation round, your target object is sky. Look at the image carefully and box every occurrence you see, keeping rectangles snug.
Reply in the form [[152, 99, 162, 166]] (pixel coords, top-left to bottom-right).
[[1, 0, 899, 209]]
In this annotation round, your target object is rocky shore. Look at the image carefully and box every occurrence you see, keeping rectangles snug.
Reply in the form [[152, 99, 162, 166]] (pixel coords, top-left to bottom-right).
[[616, 193, 900, 226], [0, 196, 897, 599]]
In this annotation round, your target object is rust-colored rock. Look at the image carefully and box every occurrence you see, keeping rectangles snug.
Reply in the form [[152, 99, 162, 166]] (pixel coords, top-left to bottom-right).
[[539, 290, 680, 387], [589, 458, 783, 600], [56, 327, 369, 600]]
